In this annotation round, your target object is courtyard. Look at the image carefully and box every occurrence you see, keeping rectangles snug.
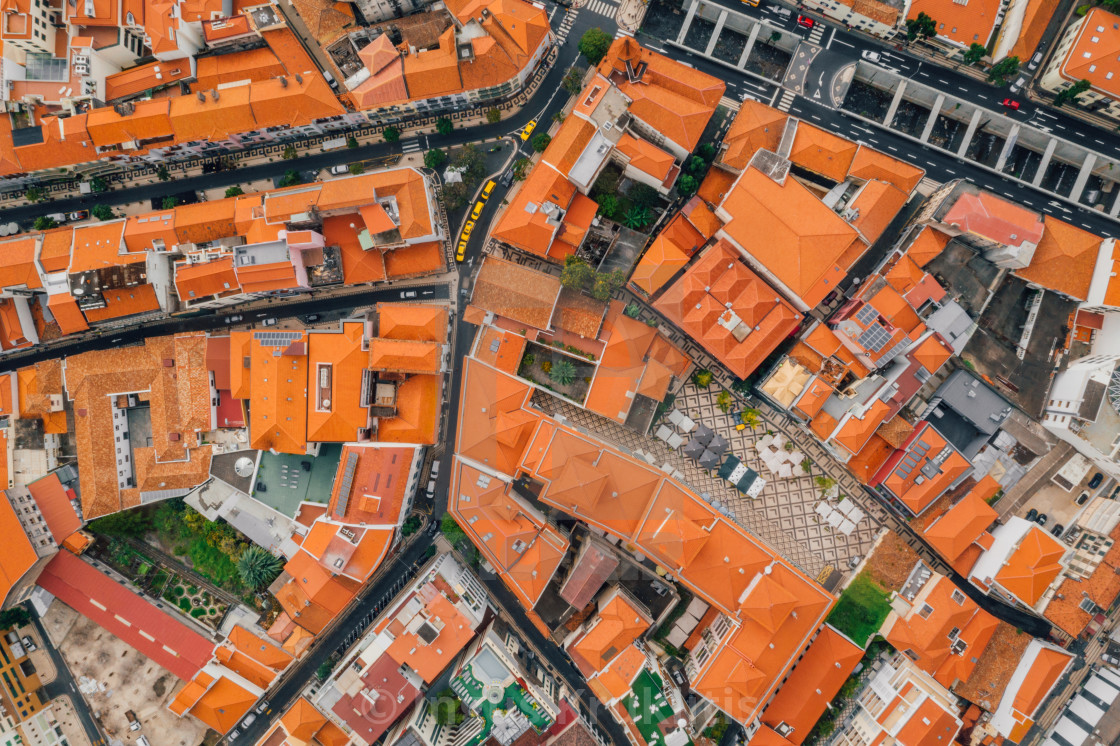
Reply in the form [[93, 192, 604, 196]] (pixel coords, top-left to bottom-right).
[[531, 379, 886, 580]]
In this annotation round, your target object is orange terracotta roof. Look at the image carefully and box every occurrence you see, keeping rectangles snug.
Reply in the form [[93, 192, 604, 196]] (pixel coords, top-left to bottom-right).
[[175, 257, 240, 303], [473, 326, 527, 374], [1056, 8, 1120, 98], [449, 458, 568, 608], [274, 550, 360, 634], [1016, 216, 1102, 301], [587, 644, 646, 704], [630, 213, 702, 296], [81, 285, 161, 323], [105, 60, 192, 101], [788, 122, 858, 183], [0, 236, 41, 289], [721, 99, 786, 171], [542, 116, 597, 177], [0, 487, 38, 607], [85, 99, 172, 147], [831, 400, 892, 456], [377, 303, 448, 343], [616, 133, 676, 182], [368, 338, 441, 375], [907, 225, 951, 268], [280, 697, 327, 741], [908, 0, 1000, 45], [567, 589, 651, 677], [194, 47, 285, 90], [848, 146, 925, 194], [471, 255, 560, 330], [896, 695, 963, 746], [923, 476, 999, 571], [307, 323, 371, 442], [327, 443, 413, 526], [719, 166, 864, 309], [876, 422, 971, 516], [385, 240, 445, 278], [1013, 647, 1072, 717], [491, 164, 578, 261], [760, 626, 863, 744], [69, 221, 131, 273], [39, 228, 73, 273], [994, 526, 1065, 606], [911, 333, 954, 374], [182, 676, 257, 734], [376, 373, 440, 445], [698, 166, 737, 205], [849, 180, 909, 244], [654, 239, 802, 379], [942, 189, 1044, 248], [239, 330, 309, 454], [403, 27, 462, 99]]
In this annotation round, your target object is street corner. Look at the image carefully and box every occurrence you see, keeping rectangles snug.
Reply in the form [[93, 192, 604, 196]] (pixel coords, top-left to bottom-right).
[[783, 41, 822, 95]]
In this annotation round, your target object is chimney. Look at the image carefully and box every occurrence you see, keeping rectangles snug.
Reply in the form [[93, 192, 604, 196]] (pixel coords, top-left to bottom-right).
[[279, 76, 288, 87], [197, 91, 205, 101], [295, 73, 303, 84]]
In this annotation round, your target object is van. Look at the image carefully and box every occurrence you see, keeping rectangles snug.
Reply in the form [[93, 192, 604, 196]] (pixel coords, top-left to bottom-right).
[[322, 70, 339, 90]]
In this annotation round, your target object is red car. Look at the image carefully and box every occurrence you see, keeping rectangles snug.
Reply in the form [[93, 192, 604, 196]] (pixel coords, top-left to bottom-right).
[[796, 14, 814, 28], [1001, 98, 1020, 110]]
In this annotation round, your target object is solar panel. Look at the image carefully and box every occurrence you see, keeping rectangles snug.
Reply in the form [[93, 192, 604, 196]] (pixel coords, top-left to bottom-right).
[[335, 451, 360, 516], [855, 304, 879, 325], [857, 323, 892, 353], [253, 331, 303, 347]]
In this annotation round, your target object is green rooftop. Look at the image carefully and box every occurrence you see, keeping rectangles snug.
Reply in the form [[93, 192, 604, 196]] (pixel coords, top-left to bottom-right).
[[452, 659, 553, 746], [252, 445, 342, 517], [623, 670, 690, 746]]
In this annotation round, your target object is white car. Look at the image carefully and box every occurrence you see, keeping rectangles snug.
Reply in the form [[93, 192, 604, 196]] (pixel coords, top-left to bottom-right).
[[330, 164, 349, 175], [861, 50, 881, 63]]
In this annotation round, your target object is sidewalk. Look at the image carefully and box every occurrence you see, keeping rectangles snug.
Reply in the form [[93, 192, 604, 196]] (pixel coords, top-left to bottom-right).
[[616, 0, 649, 33]]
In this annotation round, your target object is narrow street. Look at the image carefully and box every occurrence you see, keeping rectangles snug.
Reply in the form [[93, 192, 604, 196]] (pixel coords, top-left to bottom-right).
[[29, 614, 106, 746]]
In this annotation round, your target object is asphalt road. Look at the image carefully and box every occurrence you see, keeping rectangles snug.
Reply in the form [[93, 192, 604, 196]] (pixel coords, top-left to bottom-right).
[[30, 614, 106, 746], [0, 283, 448, 374]]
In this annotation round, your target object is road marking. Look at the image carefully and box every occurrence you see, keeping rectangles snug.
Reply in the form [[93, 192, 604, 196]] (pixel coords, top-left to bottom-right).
[[831, 37, 854, 48], [945, 169, 955, 175], [886, 145, 897, 151]]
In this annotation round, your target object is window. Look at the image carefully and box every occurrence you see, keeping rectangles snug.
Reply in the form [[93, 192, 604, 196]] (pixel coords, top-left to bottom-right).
[[903, 648, 920, 661], [918, 603, 934, 619], [951, 589, 966, 605]]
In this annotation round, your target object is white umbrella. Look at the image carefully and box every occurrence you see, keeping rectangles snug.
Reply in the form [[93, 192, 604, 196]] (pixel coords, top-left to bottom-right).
[[849, 507, 865, 524], [815, 502, 831, 518], [656, 425, 674, 443], [778, 462, 794, 479], [827, 511, 843, 528], [839, 519, 856, 535]]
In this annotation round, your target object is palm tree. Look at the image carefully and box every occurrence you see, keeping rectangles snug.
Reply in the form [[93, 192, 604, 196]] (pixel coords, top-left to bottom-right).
[[624, 205, 650, 229], [550, 359, 576, 386], [237, 546, 282, 589]]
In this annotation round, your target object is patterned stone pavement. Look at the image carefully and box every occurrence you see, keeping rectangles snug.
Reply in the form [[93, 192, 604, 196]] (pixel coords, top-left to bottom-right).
[[532, 381, 886, 579]]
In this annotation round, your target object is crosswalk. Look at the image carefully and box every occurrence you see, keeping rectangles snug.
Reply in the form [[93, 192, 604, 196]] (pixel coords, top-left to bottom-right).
[[718, 95, 741, 112], [807, 23, 826, 45], [583, 0, 617, 18], [556, 8, 576, 42], [402, 140, 421, 153], [775, 89, 796, 112]]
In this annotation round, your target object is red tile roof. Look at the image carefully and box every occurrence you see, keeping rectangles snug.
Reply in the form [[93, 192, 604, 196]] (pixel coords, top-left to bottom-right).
[[37, 551, 213, 680]]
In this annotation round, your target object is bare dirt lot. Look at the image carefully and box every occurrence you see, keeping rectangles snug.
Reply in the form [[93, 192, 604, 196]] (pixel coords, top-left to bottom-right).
[[41, 601, 208, 746]]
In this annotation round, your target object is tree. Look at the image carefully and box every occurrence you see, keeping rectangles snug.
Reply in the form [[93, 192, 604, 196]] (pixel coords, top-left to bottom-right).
[[444, 182, 469, 210], [91, 204, 115, 221], [452, 145, 486, 182], [349, 162, 365, 175], [156, 165, 170, 181], [552, 111, 564, 123], [401, 516, 422, 536], [769, 31, 782, 43], [815, 475, 837, 493], [1056, 78, 1092, 106], [237, 546, 282, 589], [383, 126, 401, 143], [686, 155, 706, 175], [0, 606, 31, 630], [161, 197, 178, 210], [347, 136, 359, 149], [596, 193, 619, 218], [224, 186, 244, 198], [315, 660, 335, 682], [987, 56, 1020, 85], [692, 369, 713, 388], [90, 176, 108, 193], [279, 169, 302, 187], [281, 145, 297, 160], [963, 43, 986, 66], [698, 143, 716, 161], [740, 408, 761, 428], [88, 510, 153, 537], [677, 174, 698, 197], [629, 182, 659, 209], [562, 66, 587, 95], [440, 513, 466, 545], [717, 390, 732, 413], [904, 11, 937, 41], [561, 255, 594, 290], [531, 133, 552, 153], [33, 216, 57, 231], [436, 117, 453, 136], [424, 148, 448, 170], [623, 205, 651, 229], [486, 108, 502, 124], [512, 157, 532, 180], [25, 186, 43, 203], [591, 269, 625, 301], [434, 690, 465, 726], [550, 359, 576, 386], [578, 28, 613, 65]]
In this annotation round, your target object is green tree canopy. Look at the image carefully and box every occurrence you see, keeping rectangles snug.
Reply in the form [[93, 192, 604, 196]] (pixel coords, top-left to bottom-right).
[[436, 117, 454, 135], [24, 186, 43, 203], [531, 133, 552, 153], [677, 174, 698, 197], [156, 165, 170, 181], [563, 66, 587, 95], [963, 43, 986, 66], [383, 126, 401, 143], [561, 255, 594, 290], [1056, 78, 1091, 106], [224, 186, 244, 198], [578, 28, 613, 64], [91, 204, 115, 221], [424, 148, 448, 170], [88, 509, 153, 537], [486, 108, 502, 124], [161, 197, 178, 209], [904, 11, 937, 41], [987, 56, 1020, 85], [32, 216, 57, 231], [596, 193, 619, 218], [349, 162, 365, 175], [550, 359, 576, 386], [237, 546, 282, 589]]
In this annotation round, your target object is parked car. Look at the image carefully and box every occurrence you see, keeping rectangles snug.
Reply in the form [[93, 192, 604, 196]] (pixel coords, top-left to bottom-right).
[[500, 170, 514, 187], [1090, 472, 1104, 489], [224, 314, 243, 324], [861, 50, 881, 62], [1001, 98, 1020, 110], [1077, 491, 1090, 506], [520, 120, 537, 141], [456, 240, 468, 261], [255, 701, 270, 714], [1051, 524, 1065, 537], [426, 479, 436, 497], [242, 714, 256, 728], [69, 210, 89, 221], [228, 729, 240, 741], [400, 290, 417, 299], [471, 201, 485, 220], [482, 180, 496, 199], [1009, 76, 1027, 93], [796, 14, 814, 28], [261, 318, 278, 327], [431, 460, 440, 478], [330, 164, 349, 175], [1028, 52, 1043, 71], [1026, 508, 1038, 521], [304, 314, 320, 323], [462, 220, 475, 240], [1036, 513, 1048, 526]]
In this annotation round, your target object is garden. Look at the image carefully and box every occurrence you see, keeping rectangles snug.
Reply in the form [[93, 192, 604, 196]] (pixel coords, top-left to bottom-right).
[[826, 572, 893, 646], [161, 576, 228, 629], [517, 341, 598, 404]]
